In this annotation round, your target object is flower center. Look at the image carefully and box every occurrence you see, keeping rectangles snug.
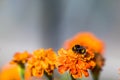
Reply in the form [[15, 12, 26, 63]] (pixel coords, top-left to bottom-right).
[[72, 45, 86, 54]]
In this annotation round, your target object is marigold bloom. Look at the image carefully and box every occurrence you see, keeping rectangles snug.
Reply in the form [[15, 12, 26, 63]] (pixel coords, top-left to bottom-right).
[[63, 32, 105, 80], [27, 48, 57, 78], [64, 32, 104, 54], [25, 67, 33, 80], [0, 63, 32, 80], [0, 63, 21, 80], [58, 48, 95, 78], [10, 51, 31, 64]]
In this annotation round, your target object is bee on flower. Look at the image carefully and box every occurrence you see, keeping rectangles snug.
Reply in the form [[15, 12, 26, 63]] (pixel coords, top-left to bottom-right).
[[63, 32, 105, 80], [57, 46, 96, 79]]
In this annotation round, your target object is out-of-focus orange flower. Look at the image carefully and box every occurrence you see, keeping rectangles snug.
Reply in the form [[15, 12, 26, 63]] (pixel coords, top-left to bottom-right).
[[94, 53, 105, 69], [118, 68, 120, 80], [58, 48, 95, 78], [0, 63, 21, 80], [0, 63, 32, 80], [64, 32, 104, 54], [27, 48, 57, 78], [10, 51, 31, 64], [25, 67, 32, 80], [119, 68, 120, 74]]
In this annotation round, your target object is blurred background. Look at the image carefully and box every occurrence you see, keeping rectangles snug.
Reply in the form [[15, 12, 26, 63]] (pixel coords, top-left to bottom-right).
[[0, 0, 120, 80]]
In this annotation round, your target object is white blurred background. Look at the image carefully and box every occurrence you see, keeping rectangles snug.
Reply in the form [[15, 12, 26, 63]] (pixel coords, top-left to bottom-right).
[[0, 0, 120, 80]]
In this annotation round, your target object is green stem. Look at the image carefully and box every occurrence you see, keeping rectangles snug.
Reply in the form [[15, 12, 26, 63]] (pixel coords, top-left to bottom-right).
[[91, 67, 100, 80], [44, 71, 53, 80], [70, 75, 76, 80], [91, 72, 100, 80], [18, 63, 25, 80]]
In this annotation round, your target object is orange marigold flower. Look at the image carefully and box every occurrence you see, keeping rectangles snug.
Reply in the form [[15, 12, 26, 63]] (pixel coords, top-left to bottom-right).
[[63, 32, 105, 78], [0, 63, 21, 80], [57, 48, 95, 78], [0, 63, 32, 80], [10, 51, 31, 64], [64, 32, 104, 54], [27, 48, 57, 78]]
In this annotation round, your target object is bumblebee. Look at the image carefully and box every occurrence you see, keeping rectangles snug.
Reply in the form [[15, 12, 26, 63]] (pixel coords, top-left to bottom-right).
[[72, 44, 86, 54]]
